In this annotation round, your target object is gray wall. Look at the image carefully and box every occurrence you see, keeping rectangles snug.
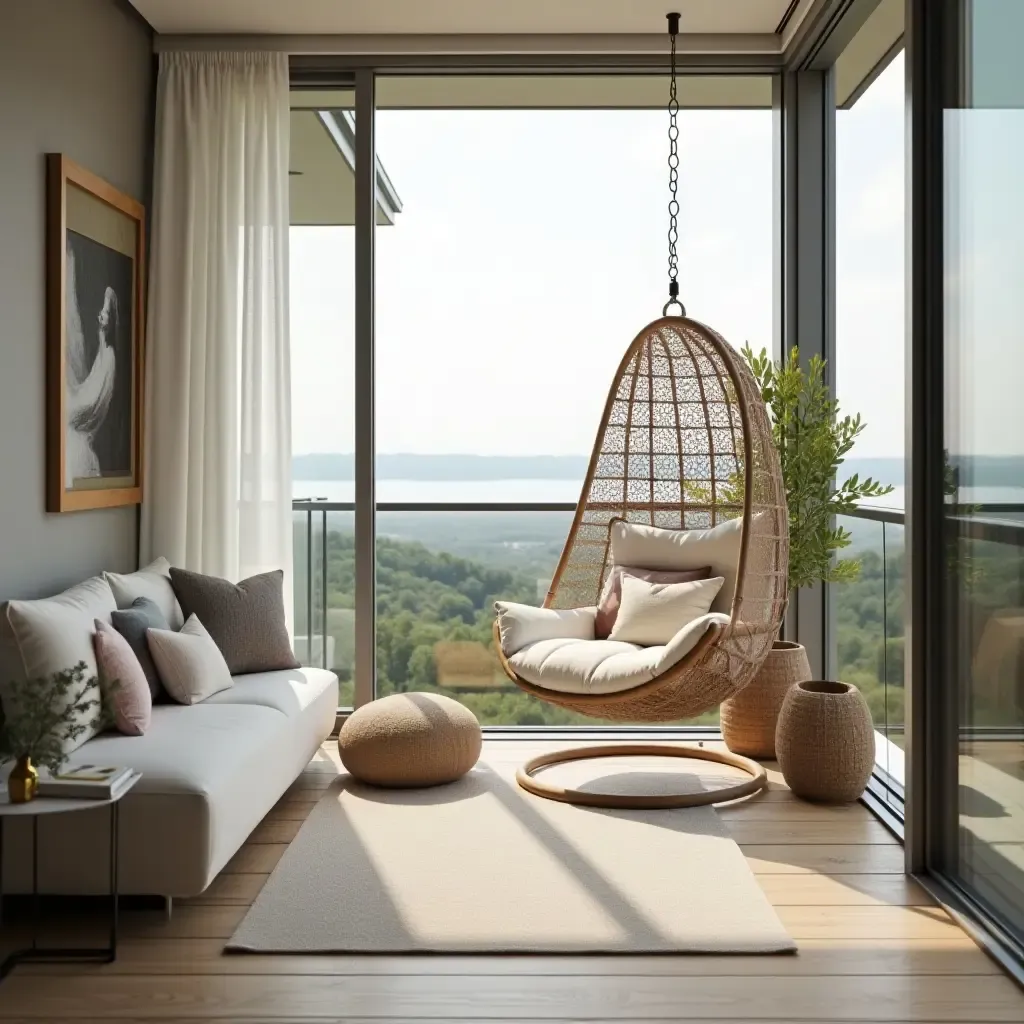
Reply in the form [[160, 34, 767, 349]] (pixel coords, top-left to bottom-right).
[[0, 0, 152, 600]]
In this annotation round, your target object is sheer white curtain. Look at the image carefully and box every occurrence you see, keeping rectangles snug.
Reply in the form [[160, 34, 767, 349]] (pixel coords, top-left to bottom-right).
[[142, 52, 292, 590]]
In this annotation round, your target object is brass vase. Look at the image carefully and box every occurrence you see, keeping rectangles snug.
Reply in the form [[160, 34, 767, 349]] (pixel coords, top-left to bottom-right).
[[8, 754, 39, 803]]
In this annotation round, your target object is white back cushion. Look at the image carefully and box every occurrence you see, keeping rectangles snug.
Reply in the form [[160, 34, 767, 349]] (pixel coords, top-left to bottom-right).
[[3, 575, 117, 753], [105, 557, 184, 630], [608, 574, 724, 646], [609, 517, 745, 615]]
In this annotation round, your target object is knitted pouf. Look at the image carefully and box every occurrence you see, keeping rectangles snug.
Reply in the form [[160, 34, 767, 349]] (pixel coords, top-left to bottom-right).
[[775, 680, 874, 803], [339, 692, 481, 788]]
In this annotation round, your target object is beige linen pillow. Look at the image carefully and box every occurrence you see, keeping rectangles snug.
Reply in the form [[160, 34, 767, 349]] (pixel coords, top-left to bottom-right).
[[608, 574, 724, 647], [609, 517, 747, 614], [147, 615, 234, 705], [595, 565, 712, 639]]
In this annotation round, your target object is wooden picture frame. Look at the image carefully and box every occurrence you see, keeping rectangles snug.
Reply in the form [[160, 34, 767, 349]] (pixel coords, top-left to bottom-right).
[[46, 154, 146, 513]]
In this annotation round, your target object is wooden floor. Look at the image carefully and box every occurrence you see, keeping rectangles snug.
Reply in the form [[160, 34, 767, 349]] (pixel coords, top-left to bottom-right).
[[2, 738, 1023, 1022]]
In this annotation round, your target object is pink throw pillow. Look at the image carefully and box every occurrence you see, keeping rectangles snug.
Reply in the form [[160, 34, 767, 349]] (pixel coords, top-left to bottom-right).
[[93, 619, 152, 736], [595, 565, 713, 639]]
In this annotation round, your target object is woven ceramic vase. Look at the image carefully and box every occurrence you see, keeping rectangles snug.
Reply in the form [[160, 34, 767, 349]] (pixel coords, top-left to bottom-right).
[[721, 641, 811, 758], [775, 681, 875, 802]]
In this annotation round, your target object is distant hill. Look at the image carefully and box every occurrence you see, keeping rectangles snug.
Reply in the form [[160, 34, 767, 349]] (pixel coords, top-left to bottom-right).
[[292, 453, 1024, 488]]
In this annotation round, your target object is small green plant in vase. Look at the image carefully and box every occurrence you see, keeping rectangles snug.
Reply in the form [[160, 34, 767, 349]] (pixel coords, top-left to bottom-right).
[[720, 346, 893, 759], [0, 663, 107, 802]]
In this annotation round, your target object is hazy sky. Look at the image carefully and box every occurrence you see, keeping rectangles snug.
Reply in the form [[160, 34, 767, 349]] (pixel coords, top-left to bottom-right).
[[291, 58, 909, 460]]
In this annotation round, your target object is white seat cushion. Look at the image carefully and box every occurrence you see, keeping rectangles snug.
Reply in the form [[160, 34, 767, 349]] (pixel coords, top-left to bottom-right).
[[205, 666, 338, 719], [508, 612, 728, 695]]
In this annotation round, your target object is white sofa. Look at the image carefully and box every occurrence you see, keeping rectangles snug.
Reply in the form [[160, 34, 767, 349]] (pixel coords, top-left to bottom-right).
[[1, 568, 338, 898], [2, 667, 337, 897]]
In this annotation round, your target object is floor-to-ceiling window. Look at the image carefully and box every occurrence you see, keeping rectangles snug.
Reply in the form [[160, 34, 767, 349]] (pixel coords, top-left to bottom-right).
[[831, 0, 907, 812], [368, 75, 773, 725], [289, 90, 362, 708], [943, 0, 1024, 944]]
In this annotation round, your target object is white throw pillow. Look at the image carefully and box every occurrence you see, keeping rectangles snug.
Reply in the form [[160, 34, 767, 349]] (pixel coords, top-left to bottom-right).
[[609, 517, 747, 614], [147, 615, 234, 705], [3, 575, 117, 753], [608, 574, 724, 647], [104, 557, 184, 630], [494, 601, 596, 656]]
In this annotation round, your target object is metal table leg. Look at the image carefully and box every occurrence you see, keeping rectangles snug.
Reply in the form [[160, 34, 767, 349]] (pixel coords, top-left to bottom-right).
[[0, 803, 119, 981]]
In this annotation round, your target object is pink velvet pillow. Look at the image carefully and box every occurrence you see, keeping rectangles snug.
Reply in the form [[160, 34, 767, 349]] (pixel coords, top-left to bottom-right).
[[595, 564, 713, 639], [93, 619, 152, 736]]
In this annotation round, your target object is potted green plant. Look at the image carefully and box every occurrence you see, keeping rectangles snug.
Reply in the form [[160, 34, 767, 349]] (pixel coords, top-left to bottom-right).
[[720, 346, 893, 758], [0, 662, 105, 802]]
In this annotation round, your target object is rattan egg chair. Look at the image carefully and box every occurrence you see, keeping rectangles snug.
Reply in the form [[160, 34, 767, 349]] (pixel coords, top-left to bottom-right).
[[493, 315, 789, 807]]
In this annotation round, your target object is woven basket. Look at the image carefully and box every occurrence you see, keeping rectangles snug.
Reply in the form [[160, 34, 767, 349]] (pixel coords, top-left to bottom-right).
[[721, 641, 811, 758], [775, 681, 875, 802]]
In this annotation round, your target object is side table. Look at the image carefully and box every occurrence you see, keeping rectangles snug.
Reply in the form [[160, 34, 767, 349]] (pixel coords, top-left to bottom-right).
[[0, 772, 140, 980]]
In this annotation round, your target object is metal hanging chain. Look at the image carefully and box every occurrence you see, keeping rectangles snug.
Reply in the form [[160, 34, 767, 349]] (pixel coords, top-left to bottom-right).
[[663, 11, 686, 317]]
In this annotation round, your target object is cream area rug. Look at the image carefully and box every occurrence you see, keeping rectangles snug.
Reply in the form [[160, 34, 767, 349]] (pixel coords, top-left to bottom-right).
[[227, 748, 795, 954]]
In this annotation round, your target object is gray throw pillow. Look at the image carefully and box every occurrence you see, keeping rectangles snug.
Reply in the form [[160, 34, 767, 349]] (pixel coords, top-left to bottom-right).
[[169, 568, 299, 676], [111, 596, 171, 701]]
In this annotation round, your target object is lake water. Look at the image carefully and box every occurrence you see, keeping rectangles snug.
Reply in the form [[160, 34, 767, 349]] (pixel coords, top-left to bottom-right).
[[294, 479, 1024, 509]]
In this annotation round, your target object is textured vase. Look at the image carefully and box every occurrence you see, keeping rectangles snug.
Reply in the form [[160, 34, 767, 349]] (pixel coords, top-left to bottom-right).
[[721, 641, 811, 758], [775, 681, 875, 802], [8, 754, 39, 803]]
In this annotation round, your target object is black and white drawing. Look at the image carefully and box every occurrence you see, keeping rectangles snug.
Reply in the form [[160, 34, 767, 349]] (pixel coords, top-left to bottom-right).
[[64, 230, 133, 486]]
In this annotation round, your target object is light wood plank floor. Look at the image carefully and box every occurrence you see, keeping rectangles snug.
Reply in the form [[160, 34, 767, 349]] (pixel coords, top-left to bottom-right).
[[2, 739, 1022, 1023]]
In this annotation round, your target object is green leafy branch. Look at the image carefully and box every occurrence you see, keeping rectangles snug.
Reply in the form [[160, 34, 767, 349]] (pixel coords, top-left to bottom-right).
[[743, 345, 893, 592], [0, 663, 114, 774]]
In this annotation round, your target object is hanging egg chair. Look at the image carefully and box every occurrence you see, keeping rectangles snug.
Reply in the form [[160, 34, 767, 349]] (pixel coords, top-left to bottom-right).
[[492, 13, 789, 808]]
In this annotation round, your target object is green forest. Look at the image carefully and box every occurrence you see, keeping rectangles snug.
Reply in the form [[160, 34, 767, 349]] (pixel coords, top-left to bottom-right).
[[298, 517, 1024, 731]]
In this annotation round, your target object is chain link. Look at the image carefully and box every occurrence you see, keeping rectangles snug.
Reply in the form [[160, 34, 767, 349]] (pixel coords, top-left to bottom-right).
[[664, 16, 685, 317]]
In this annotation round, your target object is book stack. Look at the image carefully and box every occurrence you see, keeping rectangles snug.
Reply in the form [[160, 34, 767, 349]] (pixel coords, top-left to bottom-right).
[[37, 765, 136, 800]]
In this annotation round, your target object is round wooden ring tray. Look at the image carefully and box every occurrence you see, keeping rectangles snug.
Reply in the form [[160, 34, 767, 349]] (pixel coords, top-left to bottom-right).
[[516, 743, 767, 809]]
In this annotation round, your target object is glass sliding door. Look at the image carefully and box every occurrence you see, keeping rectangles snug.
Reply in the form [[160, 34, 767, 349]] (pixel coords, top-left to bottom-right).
[[944, 0, 1024, 942], [828, 0, 907, 814], [289, 88, 359, 708]]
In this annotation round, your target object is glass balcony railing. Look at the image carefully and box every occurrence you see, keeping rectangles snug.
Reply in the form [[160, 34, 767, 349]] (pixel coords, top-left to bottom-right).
[[836, 507, 906, 808], [291, 500, 723, 728]]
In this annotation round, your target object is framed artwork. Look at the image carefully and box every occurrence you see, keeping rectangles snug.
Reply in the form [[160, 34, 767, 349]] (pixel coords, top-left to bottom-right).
[[46, 154, 145, 513]]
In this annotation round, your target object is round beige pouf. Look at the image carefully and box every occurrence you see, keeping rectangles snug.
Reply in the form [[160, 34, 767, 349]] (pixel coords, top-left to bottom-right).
[[338, 692, 481, 788], [721, 641, 812, 758], [775, 680, 874, 803]]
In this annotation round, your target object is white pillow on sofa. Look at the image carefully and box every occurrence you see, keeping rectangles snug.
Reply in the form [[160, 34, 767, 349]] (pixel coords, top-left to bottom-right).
[[2, 575, 117, 753], [105, 557, 184, 630], [608, 574, 724, 646], [147, 615, 234, 705], [609, 517, 746, 615]]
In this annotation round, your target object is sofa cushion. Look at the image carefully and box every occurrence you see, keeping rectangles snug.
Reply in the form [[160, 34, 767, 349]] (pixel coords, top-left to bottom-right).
[[147, 615, 234, 705], [105, 557, 184, 630], [169, 567, 300, 675], [111, 597, 170, 701], [203, 667, 338, 720], [2, 575, 116, 753], [93, 620, 152, 736]]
